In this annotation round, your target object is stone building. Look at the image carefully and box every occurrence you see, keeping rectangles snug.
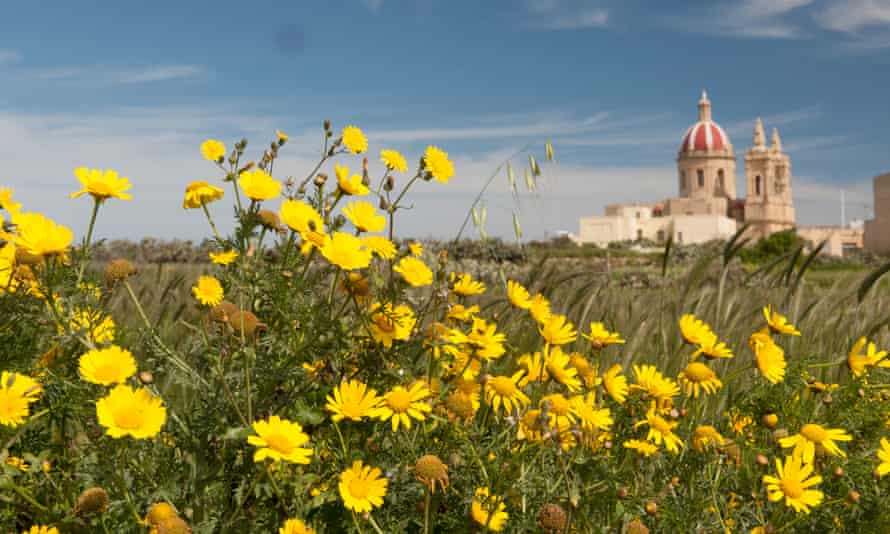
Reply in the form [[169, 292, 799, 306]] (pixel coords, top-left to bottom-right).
[[864, 172, 890, 254]]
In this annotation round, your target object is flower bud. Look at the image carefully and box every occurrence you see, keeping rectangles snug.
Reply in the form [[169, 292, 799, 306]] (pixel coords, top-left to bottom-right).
[[314, 173, 328, 188], [846, 490, 860, 505], [139, 371, 154, 384], [762, 413, 778, 429], [645, 501, 657, 516], [75, 487, 110, 516], [756, 454, 769, 466], [537, 503, 567, 533]]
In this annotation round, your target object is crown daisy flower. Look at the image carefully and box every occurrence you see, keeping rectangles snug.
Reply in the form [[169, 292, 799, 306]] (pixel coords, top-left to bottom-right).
[[380, 149, 408, 173], [763, 455, 823, 514], [182, 181, 224, 209], [414, 454, 449, 494], [280, 199, 327, 251], [78, 346, 137, 386], [340, 125, 368, 154], [338, 460, 388, 513], [68, 309, 116, 344], [630, 364, 680, 411], [209, 249, 238, 266], [368, 302, 416, 348], [876, 438, 890, 477], [200, 139, 226, 162], [679, 314, 714, 345], [692, 425, 727, 452], [540, 393, 576, 429], [376, 382, 432, 432], [568, 352, 599, 388], [279, 519, 315, 534], [0, 186, 22, 215], [750, 330, 786, 384], [678, 362, 723, 398], [394, 256, 433, 287], [539, 314, 577, 346], [423, 145, 454, 184], [22, 527, 60, 534], [601, 364, 629, 404], [528, 294, 552, 324], [96, 385, 166, 439], [70, 167, 133, 202], [446, 304, 479, 323], [506, 280, 532, 309], [12, 212, 74, 257], [624, 439, 659, 457], [238, 169, 281, 201], [362, 235, 397, 259], [342, 201, 386, 233], [334, 164, 370, 196], [248, 415, 313, 464], [471, 487, 508, 531], [634, 404, 684, 454], [192, 276, 224, 307], [325, 380, 384, 422], [763, 305, 801, 336], [847, 337, 890, 377], [484, 371, 531, 415], [0, 371, 42, 427], [778, 423, 852, 463], [544, 346, 582, 392], [321, 232, 372, 271], [570, 393, 613, 433], [451, 272, 486, 296], [582, 322, 625, 348]]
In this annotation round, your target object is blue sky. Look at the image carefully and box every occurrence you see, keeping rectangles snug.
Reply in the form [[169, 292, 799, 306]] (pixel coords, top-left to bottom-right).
[[2, 0, 889, 240]]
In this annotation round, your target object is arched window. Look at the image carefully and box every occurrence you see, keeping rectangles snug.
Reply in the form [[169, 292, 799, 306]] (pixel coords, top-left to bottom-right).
[[755, 175, 762, 195], [697, 169, 704, 188], [717, 169, 725, 192]]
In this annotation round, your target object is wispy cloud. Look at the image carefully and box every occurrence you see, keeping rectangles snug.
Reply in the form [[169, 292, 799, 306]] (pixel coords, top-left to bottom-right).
[[663, 0, 813, 39], [359, 0, 384, 12], [0, 49, 22, 65], [813, 0, 890, 51], [524, 0, 609, 31], [23, 64, 206, 86]]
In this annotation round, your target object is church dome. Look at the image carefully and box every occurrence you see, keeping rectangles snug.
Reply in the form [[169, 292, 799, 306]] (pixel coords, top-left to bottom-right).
[[679, 90, 732, 154]]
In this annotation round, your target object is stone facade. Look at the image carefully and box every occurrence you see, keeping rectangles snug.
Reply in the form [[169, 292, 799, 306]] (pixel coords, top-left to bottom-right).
[[864, 172, 890, 254], [798, 224, 865, 257], [744, 121, 795, 239]]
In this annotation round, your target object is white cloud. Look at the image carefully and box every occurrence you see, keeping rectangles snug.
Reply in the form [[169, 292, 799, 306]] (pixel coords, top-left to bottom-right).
[[815, 0, 890, 32], [360, 0, 384, 12], [23, 64, 206, 86], [663, 0, 812, 39], [0, 49, 21, 65], [524, 0, 609, 31]]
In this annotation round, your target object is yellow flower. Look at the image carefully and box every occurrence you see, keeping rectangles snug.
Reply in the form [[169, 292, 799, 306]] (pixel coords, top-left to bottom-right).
[[362, 236, 396, 259], [325, 380, 384, 422], [68, 309, 116, 344], [570, 393, 613, 432], [624, 439, 659, 457], [764, 305, 801, 336], [369, 302, 416, 347], [847, 336, 890, 377], [192, 275, 224, 307], [451, 272, 485, 296], [5, 455, 28, 471], [569, 352, 599, 388], [506, 280, 531, 309], [209, 249, 238, 266], [0, 371, 42, 427], [239, 169, 281, 201], [763, 455, 823, 514], [96, 384, 166, 439], [484, 371, 530, 415], [692, 425, 726, 452], [679, 313, 713, 345], [79, 346, 137, 386], [280, 199, 327, 250], [728, 411, 753, 435], [465, 317, 506, 359], [528, 294, 552, 324], [678, 362, 723, 398], [70, 167, 133, 201], [471, 487, 508, 531], [0, 186, 22, 215], [394, 256, 433, 286], [341, 125, 368, 154], [518, 351, 548, 385], [12, 212, 73, 257], [691, 331, 734, 360], [408, 241, 423, 256], [380, 149, 408, 173], [446, 304, 479, 322], [876, 438, 890, 477], [540, 314, 577, 346], [601, 364, 628, 404], [540, 393, 576, 429], [280, 519, 315, 534], [779, 423, 852, 463], [335, 164, 370, 196], [342, 201, 386, 233], [182, 181, 224, 209], [22, 527, 59, 534], [247, 415, 313, 464], [634, 404, 684, 454], [275, 130, 289, 143], [545, 346, 582, 392], [377, 382, 432, 432], [321, 232, 372, 271], [200, 139, 226, 162], [423, 145, 454, 184], [414, 454, 449, 494], [750, 330, 786, 384], [582, 322, 625, 347], [338, 460, 388, 513], [630, 364, 679, 410]]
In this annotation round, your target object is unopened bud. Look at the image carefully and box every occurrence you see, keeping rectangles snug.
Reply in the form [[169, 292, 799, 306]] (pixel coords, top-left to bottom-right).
[[323, 119, 331, 131], [645, 501, 657, 516], [833, 466, 844, 479], [822, 393, 833, 405], [846, 490, 860, 504], [616, 487, 629, 499], [379, 198, 390, 211], [384, 175, 394, 192], [314, 173, 328, 187], [139, 371, 154, 384], [762, 413, 778, 429], [756, 454, 769, 466]]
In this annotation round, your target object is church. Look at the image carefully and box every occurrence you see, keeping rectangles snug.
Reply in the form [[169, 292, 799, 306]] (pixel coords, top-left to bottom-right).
[[573, 91, 863, 255]]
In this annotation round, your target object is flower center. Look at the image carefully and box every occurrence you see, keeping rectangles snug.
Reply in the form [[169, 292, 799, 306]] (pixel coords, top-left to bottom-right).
[[348, 478, 370, 499], [545, 395, 570, 415], [373, 314, 396, 333], [113, 405, 143, 430], [780, 478, 804, 499], [263, 433, 293, 454], [650, 415, 673, 434], [684, 363, 713, 382], [800, 424, 827, 443], [386, 389, 412, 413], [94, 364, 120, 382], [489, 377, 516, 396]]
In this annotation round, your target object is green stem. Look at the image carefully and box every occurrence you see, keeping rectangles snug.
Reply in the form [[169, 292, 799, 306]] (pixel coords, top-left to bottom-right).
[[423, 487, 432, 534], [202, 203, 224, 242], [367, 513, 386, 534], [77, 199, 101, 284], [351, 511, 366, 534]]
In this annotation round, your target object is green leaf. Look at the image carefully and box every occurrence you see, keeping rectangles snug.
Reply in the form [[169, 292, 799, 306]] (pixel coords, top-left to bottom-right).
[[858, 261, 890, 303], [294, 400, 325, 426]]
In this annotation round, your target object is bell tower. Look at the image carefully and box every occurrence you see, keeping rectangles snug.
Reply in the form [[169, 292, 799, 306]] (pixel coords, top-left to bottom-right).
[[744, 120, 795, 238]]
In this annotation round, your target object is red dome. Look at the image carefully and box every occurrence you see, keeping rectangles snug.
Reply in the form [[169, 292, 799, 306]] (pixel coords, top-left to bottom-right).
[[679, 121, 730, 153]]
